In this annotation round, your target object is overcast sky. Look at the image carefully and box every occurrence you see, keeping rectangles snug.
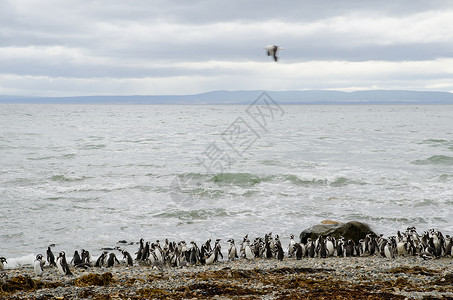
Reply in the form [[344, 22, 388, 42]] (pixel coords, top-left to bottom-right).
[[1, 0, 453, 96]]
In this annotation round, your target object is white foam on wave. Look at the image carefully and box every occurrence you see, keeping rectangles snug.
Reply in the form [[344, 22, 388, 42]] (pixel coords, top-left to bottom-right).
[[2, 253, 35, 269]]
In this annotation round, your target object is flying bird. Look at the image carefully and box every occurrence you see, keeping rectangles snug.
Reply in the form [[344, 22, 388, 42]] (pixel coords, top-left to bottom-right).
[[265, 45, 285, 62]]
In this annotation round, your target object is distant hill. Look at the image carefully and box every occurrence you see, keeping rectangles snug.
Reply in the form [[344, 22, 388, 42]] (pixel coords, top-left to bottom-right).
[[1, 90, 453, 104]]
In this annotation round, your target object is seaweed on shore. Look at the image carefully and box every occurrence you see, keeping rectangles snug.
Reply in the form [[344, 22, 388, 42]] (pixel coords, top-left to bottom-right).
[[72, 272, 114, 287], [0, 275, 62, 293], [386, 266, 440, 276], [433, 272, 453, 286], [178, 282, 265, 297]]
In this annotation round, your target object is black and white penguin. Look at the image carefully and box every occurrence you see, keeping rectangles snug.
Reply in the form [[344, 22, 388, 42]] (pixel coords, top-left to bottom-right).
[[215, 239, 223, 261], [122, 250, 133, 266], [244, 240, 254, 260], [189, 241, 200, 265], [396, 240, 408, 256], [444, 235, 452, 257], [294, 243, 304, 260], [276, 242, 284, 261], [95, 251, 108, 267], [420, 244, 436, 260], [154, 241, 164, 262], [383, 241, 395, 259], [288, 234, 296, 258], [264, 45, 285, 62], [205, 240, 222, 265], [254, 238, 264, 258], [71, 250, 82, 266], [204, 239, 212, 253], [0, 257, 6, 270], [265, 233, 275, 256], [141, 242, 150, 261], [344, 240, 355, 257], [136, 238, 144, 260], [368, 236, 378, 256], [34, 254, 45, 276], [81, 249, 91, 264], [325, 236, 335, 257], [336, 238, 344, 257], [265, 239, 273, 259], [180, 241, 190, 263], [306, 238, 315, 258], [169, 245, 181, 268], [107, 253, 120, 267], [46, 246, 56, 267], [227, 239, 238, 261], [320, 238, 329, 258], [240, 234, 248, 258], [362, 234, 371, 255], [56, 251, 73, 276]]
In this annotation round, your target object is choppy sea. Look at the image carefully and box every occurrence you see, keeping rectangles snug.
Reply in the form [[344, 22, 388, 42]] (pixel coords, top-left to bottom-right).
[[1, 102, 452, 267]]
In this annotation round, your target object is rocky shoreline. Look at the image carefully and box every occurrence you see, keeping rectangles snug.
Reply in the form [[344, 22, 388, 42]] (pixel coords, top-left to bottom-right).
[[1, 255, 452, 299]]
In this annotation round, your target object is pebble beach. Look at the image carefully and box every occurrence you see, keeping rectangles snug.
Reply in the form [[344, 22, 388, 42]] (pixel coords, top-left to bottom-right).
[[1, 255, 452, 299]]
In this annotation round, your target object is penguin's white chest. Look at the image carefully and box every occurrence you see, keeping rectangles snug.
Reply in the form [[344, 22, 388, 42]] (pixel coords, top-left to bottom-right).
[[384, 245, 393, 258], [34, 260, 43, 276], [245, 245, 254, 259], [326, 241, 334, 256], [56, 258, 65, 274], [228, 245, 236, 258], [205, 252, 215, 265]]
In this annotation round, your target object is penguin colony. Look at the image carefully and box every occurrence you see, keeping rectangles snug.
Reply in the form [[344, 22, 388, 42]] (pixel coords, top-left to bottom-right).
[[0, 227, 452, 277]]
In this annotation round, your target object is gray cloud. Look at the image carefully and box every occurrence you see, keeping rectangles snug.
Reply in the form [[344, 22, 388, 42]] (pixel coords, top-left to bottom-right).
[[1, 0, 453, 96]]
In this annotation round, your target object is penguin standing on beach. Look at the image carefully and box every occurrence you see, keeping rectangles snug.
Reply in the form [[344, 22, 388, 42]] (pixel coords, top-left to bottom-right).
[[153, 241, 164, 262], [189, 241, 201, 265], [56, 251, 73, 276], [0, 257, 6, 270], [70, 250, 82, 266], [336, 238, 344, 257], [122, 250, 133, 266], [295, 243, 305, 260], [325, 236, 335, 257], [107, 253, 120, 267], [288, 234, 296, 258], [205, 240, 222, 265], [240, 234, 248, 258], [46, 246, 56, 267], [244, 240, 254, 260], [380, 240, 394, 259], [344, 240, 355, 257], [141, 242, 150, 261], [265, 239, 273, 259], [136, 238, 144, 260], [227, 239, 238, 261], [306, 238, 315, 258], [444, 235, 453, 256], [316, 236, 328, 258], [34, 254, 45, 276], [95, 251, 108, 267], [81, 249, 91, 264], [276, 242, 284, 261]]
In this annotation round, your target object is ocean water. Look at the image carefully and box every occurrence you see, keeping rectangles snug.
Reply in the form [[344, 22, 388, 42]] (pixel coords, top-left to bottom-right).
[[1, 103, 452, 267]]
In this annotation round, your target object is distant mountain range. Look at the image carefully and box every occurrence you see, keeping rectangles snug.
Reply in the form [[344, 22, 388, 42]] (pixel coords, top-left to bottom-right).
[[1, 90, 453, 104]]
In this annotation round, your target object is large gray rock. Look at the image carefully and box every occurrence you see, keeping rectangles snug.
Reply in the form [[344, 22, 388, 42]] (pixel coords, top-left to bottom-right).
[[299, 221, 377, 243]]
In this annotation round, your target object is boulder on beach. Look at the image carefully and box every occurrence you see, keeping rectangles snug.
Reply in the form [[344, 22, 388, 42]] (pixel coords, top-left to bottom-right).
[[299, 221, 377, 243]]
